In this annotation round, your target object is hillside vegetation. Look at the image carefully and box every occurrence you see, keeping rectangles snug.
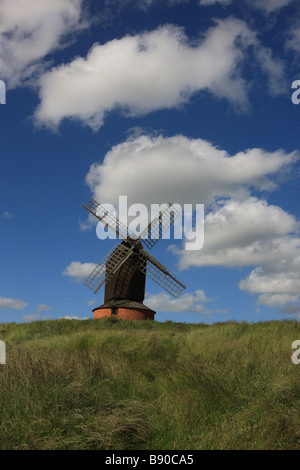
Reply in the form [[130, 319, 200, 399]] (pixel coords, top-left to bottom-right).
[[0, 318, 299, 450]]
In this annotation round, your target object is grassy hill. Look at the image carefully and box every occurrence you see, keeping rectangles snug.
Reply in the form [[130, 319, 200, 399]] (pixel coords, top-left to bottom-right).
[[0, 318, 299, 450]]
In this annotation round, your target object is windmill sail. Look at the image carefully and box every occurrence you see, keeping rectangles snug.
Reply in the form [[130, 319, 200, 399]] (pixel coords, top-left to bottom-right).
[[138, 249, 186, 298], [84, 241, 134, 293], [83, 198, 135, 240], [83, 198, 186, 300], [141, 203, 182, 250]]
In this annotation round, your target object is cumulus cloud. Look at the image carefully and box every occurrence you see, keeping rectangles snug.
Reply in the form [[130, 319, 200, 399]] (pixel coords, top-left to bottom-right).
[[84, 133, 299, 309], [286, 28, 300, 53], [278, 304, 300, 314], [145, 289, 211, 313], [21, 313, 52, 322], [0, 0, 86, 88], [0, 296, 28, 310], [20, 303, 52, 322], [105, 0, 188, 11], [85, 134, 297, 208], [177, 197, 299, 268], [140, 0, 188, 6], [62, 261, 97, 282], [240, 268, 300, 297], [59, 315, 89, 320], [177, 197, 300, 308], [249, 0, 294, 13], [200, 0, 294, 13], [34, 19, 285, 129], [200, 0, 231, 5], [239, 264, 300, 307], [254, 47, 286, 96], [36, 304, 51, 312]]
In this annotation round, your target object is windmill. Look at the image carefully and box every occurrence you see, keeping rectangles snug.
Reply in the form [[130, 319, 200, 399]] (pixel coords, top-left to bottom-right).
[[83, 199, 186, 320]]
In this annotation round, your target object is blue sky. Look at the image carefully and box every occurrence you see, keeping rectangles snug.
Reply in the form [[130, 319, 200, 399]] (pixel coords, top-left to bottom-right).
[[1, 0, 300, 324]]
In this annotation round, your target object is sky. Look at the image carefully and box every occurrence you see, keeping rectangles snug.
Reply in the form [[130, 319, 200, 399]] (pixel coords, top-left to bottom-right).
[[1, 0, 300, 324]]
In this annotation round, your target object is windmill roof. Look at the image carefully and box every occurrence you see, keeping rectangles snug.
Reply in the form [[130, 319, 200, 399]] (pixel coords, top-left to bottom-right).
[[92, 299, 155, 313]]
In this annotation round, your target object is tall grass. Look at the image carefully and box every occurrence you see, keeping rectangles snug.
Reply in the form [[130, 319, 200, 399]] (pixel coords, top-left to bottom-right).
[[0, 318, 299, 449]]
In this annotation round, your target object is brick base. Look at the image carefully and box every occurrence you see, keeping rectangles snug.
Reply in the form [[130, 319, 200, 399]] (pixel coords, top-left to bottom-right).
[[93, 307, 155, 321]]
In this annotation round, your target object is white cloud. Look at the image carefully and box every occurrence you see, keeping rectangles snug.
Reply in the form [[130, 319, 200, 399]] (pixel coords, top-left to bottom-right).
[[249, 0, 294, 13], [108, 0, 292, 13], [257, 293, 299, 306], [20, 303, 52, 322], [0, 0, 86, 88], [36, 304, 51, 312], [21, 313, 52, 322], [240, 267, 300, 296], [79, 214, 97, 232], [177, 198, 299, 269], [85, 134, 297, 209], [239, 267, 300, 307], [177, 197, 300, 308], [2, 211, 12, 219], [59, 315, 89, 320], [83, 133, 299, 309], [254, 47, 286, 96], [200, 0, 294, 13], [145, 289, 211, 313], [286, 28, 300, 53], [127, 0, 188, 9], [104, 0, 187, 12], [200, 0, 231, 5], [34, 19, 285, 129], [62, 261, 97, 282], [21, 314, 40, 322], [278, 304, 300, 314], [139, 0, 188, 7], [0, 297, 28, 310], [99, 0, 188, 26]]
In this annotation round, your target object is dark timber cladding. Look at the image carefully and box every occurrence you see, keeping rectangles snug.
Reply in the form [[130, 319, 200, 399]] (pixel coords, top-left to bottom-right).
[[104, 240, 146, 304]]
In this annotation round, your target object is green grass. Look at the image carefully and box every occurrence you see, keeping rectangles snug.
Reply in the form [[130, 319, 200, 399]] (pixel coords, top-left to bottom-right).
[[0, 318, 299, 449]]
